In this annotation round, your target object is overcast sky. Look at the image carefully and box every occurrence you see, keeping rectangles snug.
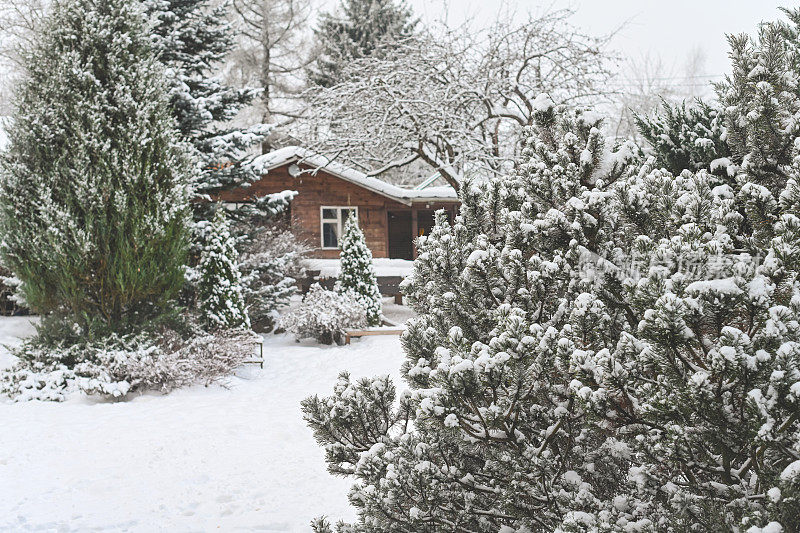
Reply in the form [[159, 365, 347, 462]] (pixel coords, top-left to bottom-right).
[[404, 0, 790, 83]]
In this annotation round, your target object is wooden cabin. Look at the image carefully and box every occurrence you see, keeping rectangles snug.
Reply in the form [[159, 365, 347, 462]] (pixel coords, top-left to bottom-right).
[[216, 146, 460, 259]]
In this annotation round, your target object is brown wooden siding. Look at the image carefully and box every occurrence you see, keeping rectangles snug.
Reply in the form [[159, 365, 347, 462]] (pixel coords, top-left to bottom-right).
[[216, 164, 411, 258]]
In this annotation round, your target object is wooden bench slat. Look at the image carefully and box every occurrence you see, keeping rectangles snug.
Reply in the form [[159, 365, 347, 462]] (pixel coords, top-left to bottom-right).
[[344, 328, 405, 344]]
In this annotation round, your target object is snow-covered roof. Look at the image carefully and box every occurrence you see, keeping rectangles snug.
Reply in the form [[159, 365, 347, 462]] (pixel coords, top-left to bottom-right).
[[251, 146, 459, 206]]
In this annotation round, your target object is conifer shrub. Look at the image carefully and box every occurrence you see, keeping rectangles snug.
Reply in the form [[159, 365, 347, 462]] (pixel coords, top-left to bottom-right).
[[336, 215, 382, 326], [195, 208, 250, 330], [304, 82, 800, 531], [0, 0, 258, 402], [0, 0, 191, 339]]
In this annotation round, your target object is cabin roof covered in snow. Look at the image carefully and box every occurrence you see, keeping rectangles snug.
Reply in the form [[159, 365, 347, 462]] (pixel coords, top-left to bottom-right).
[[251, 146, 459, 206]]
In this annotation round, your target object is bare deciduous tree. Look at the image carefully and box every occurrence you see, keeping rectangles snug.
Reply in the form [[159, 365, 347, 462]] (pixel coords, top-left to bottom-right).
[[295, 8, 616, 189], [0, 0, 46, 113], [228, 0, 312, 143]]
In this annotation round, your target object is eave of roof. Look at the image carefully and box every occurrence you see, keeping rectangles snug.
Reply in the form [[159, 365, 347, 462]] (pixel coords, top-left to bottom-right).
[[251, 146, 459, 206]]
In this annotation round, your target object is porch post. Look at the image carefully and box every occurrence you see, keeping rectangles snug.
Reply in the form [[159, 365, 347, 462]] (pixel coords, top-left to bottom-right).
[[411, 205, 419, 258]]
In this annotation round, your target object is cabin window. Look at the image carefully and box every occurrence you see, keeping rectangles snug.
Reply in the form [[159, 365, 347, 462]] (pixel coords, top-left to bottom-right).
[[320, 206, 357, 249]]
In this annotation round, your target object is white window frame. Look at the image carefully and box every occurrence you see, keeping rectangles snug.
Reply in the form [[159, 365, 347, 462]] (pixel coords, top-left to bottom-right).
[[320, 206, 358, 249]]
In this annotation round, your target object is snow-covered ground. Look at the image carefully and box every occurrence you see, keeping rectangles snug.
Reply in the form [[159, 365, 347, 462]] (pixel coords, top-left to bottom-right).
[[303, 258, 413, 278], [0, 317, 407, 532]]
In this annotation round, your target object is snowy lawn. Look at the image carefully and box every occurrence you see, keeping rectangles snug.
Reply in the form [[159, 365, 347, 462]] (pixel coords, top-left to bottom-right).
[[0, 318, 406, 532]]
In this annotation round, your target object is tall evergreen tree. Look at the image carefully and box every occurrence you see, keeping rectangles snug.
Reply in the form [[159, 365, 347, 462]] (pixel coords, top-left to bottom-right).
[[0, 0, 190, 337], [336, 215, 382, 326], [308, 0, 416, 88], [145, 0, 270, 204]]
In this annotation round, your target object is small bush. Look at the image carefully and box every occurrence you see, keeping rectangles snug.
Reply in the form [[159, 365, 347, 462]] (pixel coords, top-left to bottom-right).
[[239, 227, 308, 332], [0, 327, 260, 401], [279, 284, 366, 345]]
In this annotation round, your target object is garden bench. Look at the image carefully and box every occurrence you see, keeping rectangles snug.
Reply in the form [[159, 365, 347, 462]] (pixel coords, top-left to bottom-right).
[[345, 327, 405, 345], [242, 339, 264, 368]]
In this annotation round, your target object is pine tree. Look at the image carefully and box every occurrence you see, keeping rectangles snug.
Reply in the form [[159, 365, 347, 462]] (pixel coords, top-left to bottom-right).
[[308, 0, 416, 88], [635, 98, 732, 182], [306, 82, 800, 532], [303, 9, 800, 531], [196, 208, 250, 330], [0, 0, 190, 338], [304, 99, 642, 531], [145, 0, 270, 207], [336, 215, 382, 326]]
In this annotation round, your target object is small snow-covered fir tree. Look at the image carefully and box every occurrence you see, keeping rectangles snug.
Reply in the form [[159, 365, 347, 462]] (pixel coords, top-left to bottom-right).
[[336, 215, 382, 326], [196, 208, 250, 330], [307, 0, 416, 87], [145, 0, 270, 209], [0, 0, 190, 337]]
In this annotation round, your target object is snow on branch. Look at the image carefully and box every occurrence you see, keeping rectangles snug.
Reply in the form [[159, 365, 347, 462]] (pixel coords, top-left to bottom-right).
[[296, 8, 616, 189]]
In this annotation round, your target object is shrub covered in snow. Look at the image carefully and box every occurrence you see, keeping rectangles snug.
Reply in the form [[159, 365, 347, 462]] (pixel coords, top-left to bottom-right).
[[634, 98, 730, 180], [238, 226, 307, 332], [336, 215, 382, 326], [305, 101, 641, 531], [195, 209, 250, 330], [279, 284, 366, 345], [1, 328, 260, 401], [304, 44, 800, 530]]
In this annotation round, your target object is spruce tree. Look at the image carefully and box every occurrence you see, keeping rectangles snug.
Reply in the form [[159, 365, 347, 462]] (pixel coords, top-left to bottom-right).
[[308, 0, 416, 87], [336, 215, 382, 326], [196, 208, 250, 330], [145, 0, 270, 206], [0, 0, 190, 337]]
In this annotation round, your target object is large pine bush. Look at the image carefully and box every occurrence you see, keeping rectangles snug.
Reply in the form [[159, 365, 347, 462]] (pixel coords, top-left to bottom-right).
[[0, 0, 191, 337], [304, 9, 800, 527]]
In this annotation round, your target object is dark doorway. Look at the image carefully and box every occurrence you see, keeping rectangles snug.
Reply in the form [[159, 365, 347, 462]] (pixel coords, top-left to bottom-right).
[[388, 211, 413, 260], [416, 210, 435, 238]]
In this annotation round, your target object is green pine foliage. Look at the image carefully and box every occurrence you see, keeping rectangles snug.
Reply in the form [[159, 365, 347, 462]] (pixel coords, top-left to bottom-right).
[[303, 8, 800, 523], [336, 215, 382, 326], [305, 99, 643, 531], [196, 208, 250, 330], [717, 8, 800, 192], [308, 0, 416, 87], [635, 98, 732, 183], [0, 0, 191, 338], [146, 0, 270, 207]]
